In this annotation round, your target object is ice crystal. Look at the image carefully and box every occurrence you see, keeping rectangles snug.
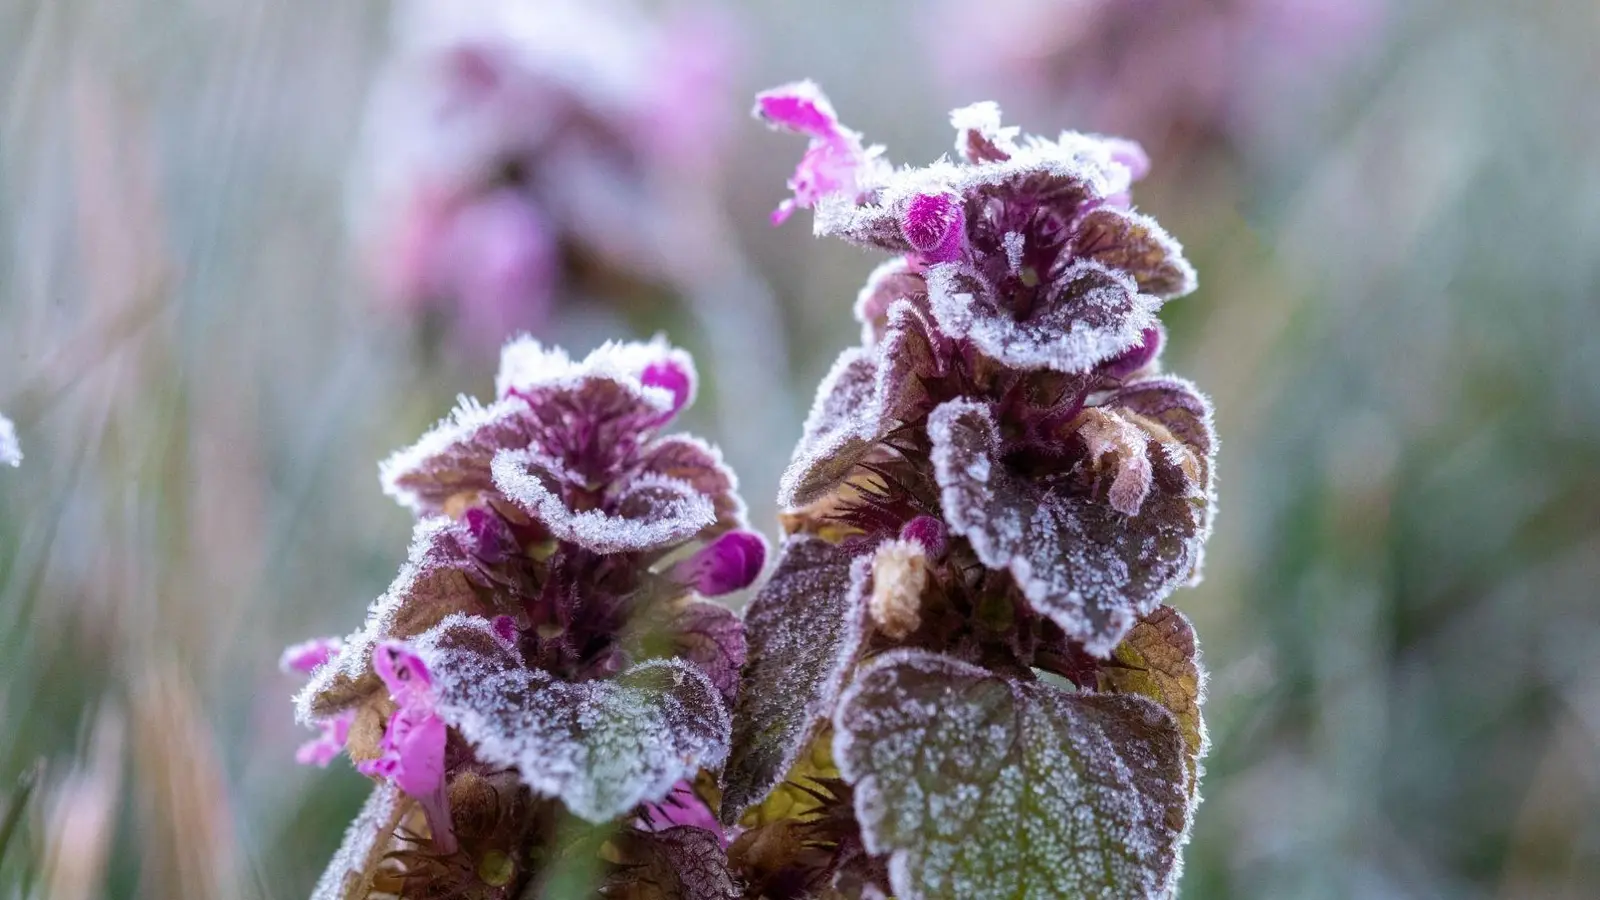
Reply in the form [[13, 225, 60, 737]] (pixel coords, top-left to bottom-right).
[[834, 650, 1187, 900]]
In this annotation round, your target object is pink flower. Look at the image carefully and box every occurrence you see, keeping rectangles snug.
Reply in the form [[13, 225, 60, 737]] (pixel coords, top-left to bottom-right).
[[639, 779, 728, 847], [278, 636, 344, 675], [295, 711, 354, 768], [754, 81, 882, 224], [358, 640, 457, 854]]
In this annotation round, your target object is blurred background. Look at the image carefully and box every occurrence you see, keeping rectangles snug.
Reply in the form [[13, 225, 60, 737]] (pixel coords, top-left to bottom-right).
[[2, 0, 1598, 897]]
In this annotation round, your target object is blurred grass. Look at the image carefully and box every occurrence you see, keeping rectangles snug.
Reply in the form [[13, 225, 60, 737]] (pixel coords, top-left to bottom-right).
[[3, 0, 1599, 898]]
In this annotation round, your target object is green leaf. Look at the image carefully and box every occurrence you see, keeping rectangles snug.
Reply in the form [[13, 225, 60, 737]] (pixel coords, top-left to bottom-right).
[[1100, 605, 1208, 800], [834, 650, 1188, 900]]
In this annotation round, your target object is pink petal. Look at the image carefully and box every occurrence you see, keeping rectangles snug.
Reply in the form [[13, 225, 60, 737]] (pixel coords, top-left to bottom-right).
[[279, 636, 343, 675]]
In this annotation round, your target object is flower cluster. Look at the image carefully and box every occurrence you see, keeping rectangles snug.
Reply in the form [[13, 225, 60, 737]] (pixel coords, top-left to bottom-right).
[[353, 0, 738, 348], [726, 85, 1216, 898], [285, 337, 759, 898]]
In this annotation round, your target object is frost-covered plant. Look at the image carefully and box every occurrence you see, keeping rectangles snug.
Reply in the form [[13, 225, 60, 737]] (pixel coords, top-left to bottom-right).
[[721, 84, 1216, 899], [285, 337, 760, 898], [354, 0, 739, 347]]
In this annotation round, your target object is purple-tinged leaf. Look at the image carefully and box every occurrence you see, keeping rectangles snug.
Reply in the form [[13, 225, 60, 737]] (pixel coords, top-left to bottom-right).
[[1072, 207, 1197, 300], [666, 599, 747, 709], [928, 399, 1209, 656], [605, 826, 740, 900], [296, 518, 488, 723], [927, 258, 1158, 376], [492, 449, 715, 553], [640, 434, 748, 537], [309, 783, 410, 900], [833, 649, 1188, 900], [778, 348, 883, 509], [1109, 376, 1216, 462], [379, 395, 538, 516], [853, 257, 927, 346], [413, 618, 730, 823], [496, 336, 695, 418], [722, 536, 870, 823]]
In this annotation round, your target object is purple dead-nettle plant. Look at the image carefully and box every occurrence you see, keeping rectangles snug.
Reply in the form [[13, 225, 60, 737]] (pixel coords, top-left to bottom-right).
[[723, 84, 1215, 899], [286, 337, 758, 899]]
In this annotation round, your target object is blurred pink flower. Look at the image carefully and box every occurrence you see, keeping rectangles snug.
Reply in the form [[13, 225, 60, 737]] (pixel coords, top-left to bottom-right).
[[278, 636, 343, 674], [927, 0, 1387, 157], [355, 0, 741, 348], [294, 710, 353, 768]]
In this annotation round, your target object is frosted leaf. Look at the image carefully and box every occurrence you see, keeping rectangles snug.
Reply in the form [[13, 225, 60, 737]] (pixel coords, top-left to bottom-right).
[[309, 783, 410, 900], [722, 536, 869, 823], [420, 623, 731, 822], [853, 257, 927, 346], [927, 259, 1158, 375], [1072, 208, 1197, 300], [0, 414, 19, 467], [297, 518, 486, 723], [928, 400, 1208, 656], [1100, 606, 1209, 804], [833, 650, 1188, 900], [604, 826, 740, 900], [778, 348, 883, 509], [640, 435, 748, 536], [491, 449, 715, 553], [379, 395, 537, 516], [496, 334, 695, 417], [949, 101, 1019, 163], [666, 599, 747, 709], [1108, 377, 1216, 462], [874, 300, 948, 427]]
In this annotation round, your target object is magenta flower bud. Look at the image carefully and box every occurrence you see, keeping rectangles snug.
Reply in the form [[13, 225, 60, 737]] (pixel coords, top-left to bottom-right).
[[279, 636, 343, 674], [899, 515, 948, 560], [641, 359, 694, 419], [491, 614, 519, 648], [901, 193, 966, 263], [1100, 326, 1163, 381], [675, 529, 768, 596]]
